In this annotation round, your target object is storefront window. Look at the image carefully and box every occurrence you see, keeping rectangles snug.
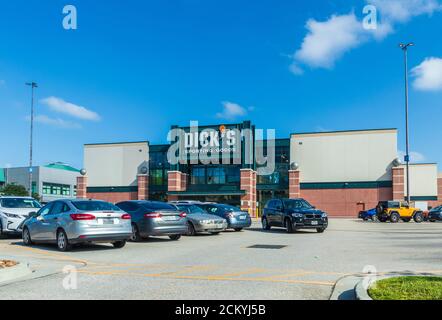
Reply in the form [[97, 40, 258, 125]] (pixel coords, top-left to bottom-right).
[[191, 167, 205, 185], [207, 167, 226, 185], [42, 183, 71, 196], [150, 169, 164, 186]]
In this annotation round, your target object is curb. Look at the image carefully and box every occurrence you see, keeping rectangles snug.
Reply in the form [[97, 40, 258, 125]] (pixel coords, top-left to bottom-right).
[[0, 262, 33, 285], [355, 279, 373, 300]]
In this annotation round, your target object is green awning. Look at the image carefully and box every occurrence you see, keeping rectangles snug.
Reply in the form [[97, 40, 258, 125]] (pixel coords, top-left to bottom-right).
[[44, 162, 80, 172]]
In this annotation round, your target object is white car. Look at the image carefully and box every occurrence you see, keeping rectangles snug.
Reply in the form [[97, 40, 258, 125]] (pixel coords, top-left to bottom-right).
[[0, 196, 42, 237]]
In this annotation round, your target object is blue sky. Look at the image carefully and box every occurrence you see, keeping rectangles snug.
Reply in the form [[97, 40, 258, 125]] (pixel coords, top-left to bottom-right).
[[0, 0, 441, 169]]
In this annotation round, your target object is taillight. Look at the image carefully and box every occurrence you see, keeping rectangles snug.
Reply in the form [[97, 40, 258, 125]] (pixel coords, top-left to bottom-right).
[[144, 212, 162, 218], [179, 212, 187, 218], [70, 213, 96, 221], [121, 214, 131, 220]]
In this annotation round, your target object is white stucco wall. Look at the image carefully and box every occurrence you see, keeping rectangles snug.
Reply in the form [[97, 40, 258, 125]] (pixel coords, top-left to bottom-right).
[[84, 142, 149, 187], [403, 163, 438, 197], [290, 129, 398, 183]]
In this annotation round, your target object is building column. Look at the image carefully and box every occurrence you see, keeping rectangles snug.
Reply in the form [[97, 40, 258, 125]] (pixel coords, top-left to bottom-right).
[[167, 171, 188, 201], [137, 174, 149, 200], [392, 167, 405, 201], [76, 175, 88, 199], [240, 169, 257, 218], [289, 170, 301, 199], [437, 175, 442, 203]]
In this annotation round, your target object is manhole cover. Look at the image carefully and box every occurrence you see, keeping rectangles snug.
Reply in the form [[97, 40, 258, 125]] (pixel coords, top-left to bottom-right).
[[247, 244, 287, 249]]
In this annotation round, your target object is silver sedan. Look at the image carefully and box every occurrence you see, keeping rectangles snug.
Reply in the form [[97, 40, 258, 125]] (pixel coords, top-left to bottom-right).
[[22, 199, 132, 251], [171, 204, 227, 236]]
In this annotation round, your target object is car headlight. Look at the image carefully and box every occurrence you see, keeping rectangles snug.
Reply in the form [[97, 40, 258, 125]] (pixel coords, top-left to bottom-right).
[[292, 213, 303, 218], [321, 213, 328, 218], [1, 212, 20, 219]]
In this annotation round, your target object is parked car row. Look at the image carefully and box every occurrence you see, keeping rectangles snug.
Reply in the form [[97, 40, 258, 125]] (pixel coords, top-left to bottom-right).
[[0, 196, 256, 251], [358, 201, 442, 223]]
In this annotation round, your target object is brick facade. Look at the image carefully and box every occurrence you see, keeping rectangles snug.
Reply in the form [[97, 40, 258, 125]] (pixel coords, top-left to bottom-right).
[[168, 171, 188, 192], [289, 170, 301, 199], [86, 192, 138, 203], [137, 174, 149, 200], [392, 167, 405, 201], [76, 176, 88, 199], [240, 169, 257, 218]]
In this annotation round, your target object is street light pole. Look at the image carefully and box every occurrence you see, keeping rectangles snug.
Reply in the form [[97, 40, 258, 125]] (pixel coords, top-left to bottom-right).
[[399, 43, 414, 204], [25, 82, 38, 197]]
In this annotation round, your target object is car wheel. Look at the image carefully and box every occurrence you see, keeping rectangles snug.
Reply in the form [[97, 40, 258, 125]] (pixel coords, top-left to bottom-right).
[[112, 241, 126, 249], [390, 212, 400, 223], [371, 215, 379, 222], [56, 229, 71, 252], [130, 223, 142, 242], [234, 228, 243, 232], [262, 217, 271, 230], [316, 228, 325, 233], [413, 211, 424, 223], [169, 234, 181, 241], [22, 227, 33, 246], [187, 223, 196, 236], [0, 221, 5, 239], [285, 218, 294, 234]]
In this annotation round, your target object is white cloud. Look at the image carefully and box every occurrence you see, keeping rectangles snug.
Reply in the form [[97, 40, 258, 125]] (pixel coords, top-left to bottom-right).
[[293, 13, 365, 71], [290, 0, 442, 74], [398, 150, 426, 162], [30, 115, 82, 129], [411, 57, 442, 91], [40, 96, 100, 121], [216, 101, 248, 120], [370, 0, 441, 23]]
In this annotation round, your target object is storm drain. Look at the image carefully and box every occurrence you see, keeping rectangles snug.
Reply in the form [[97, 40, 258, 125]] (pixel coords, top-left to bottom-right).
[[247, 244, 287, 250]]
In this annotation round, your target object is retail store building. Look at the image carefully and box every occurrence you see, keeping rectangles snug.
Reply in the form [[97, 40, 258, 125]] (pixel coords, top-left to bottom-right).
[[78, 121, 442, 217]]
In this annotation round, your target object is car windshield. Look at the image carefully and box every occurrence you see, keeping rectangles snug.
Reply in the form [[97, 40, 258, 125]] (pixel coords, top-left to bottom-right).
[[219, 205, 240, 212], [283, 199, 313, 210], [177, 205, 206, 214], [72, 201, 122, 212], [0, 198, 41, 209]]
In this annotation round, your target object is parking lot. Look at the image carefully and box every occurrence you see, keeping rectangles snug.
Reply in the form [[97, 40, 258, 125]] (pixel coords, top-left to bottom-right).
[[1, 219, 442, 300]]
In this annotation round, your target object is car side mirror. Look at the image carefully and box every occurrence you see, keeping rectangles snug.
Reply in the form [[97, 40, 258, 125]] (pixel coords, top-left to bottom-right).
[[29, 212, 39, 218], [312, 206, 316, 209]]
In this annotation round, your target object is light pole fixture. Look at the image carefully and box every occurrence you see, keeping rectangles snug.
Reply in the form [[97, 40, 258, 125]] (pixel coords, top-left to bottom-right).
[[399, 43, 414, 204], [25, 81, 38, 197]]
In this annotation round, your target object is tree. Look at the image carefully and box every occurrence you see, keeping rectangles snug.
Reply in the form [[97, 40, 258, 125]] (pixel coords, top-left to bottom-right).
[[0, 184, 28, 197]]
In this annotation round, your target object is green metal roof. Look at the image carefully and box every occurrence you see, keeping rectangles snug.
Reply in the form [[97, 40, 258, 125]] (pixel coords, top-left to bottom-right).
[[168, 190, 246, 196], [0, 168, 5, 183], [44, 162, 80, 172]]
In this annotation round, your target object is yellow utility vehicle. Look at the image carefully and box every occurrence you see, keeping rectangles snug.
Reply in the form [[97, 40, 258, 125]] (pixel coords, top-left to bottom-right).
[[376, 201, 424, 223]]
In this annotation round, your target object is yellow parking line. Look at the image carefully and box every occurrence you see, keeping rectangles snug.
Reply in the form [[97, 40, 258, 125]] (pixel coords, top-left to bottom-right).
[[76, 269, 334, 286]]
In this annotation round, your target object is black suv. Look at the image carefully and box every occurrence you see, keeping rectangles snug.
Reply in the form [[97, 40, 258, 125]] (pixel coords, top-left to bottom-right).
[[262, 198, 328, 233]]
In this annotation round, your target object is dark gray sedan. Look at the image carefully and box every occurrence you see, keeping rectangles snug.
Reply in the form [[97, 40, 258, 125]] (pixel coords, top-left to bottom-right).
[[115, 201, 188, 241], [171, 204, 227, 236]]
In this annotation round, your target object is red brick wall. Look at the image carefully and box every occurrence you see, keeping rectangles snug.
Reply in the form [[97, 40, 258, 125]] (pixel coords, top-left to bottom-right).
[[392, 167, 405, 201], [289, 170, 300, 199], [76, 176, 88, 199], [301, 187, 393, 217], [240, 169, 257, 217], [137, 174, 149, 200], [86, 192, 138, 204]]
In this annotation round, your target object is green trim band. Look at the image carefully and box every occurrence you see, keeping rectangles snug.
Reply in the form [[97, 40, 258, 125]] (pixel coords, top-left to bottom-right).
[[87, 186, 138, 193], [300, 181, 393, 190], [408, 196, 438, 201]]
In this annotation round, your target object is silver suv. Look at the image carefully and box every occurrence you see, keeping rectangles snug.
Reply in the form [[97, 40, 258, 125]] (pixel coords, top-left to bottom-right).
[[0, 197, 42, 237], [22, 199, 132, 251]]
